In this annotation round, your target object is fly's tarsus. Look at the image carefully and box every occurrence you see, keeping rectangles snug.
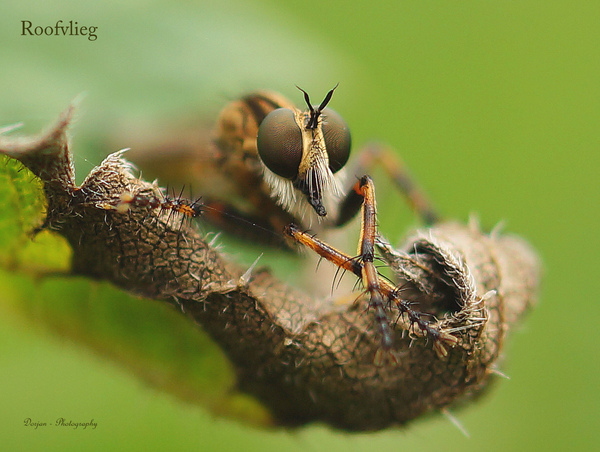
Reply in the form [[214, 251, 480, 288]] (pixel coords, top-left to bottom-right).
[[391, 291, 459, 357], [114, 189, 204, 221]]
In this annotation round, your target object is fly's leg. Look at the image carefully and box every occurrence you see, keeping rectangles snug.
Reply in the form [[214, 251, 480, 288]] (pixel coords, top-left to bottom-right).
[[285, 175, 458, 357], [353, 175, 395, 350], [336, 143, 440, 227], [344, 174, 458, 356], [284, 176, 393, 349]]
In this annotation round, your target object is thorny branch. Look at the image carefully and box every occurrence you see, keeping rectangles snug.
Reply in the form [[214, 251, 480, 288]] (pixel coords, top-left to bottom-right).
[[0, 105, 540, 431]]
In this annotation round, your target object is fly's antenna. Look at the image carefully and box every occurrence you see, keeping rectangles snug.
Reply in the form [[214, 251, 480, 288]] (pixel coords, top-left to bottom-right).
[[296, 83, 339, 129]]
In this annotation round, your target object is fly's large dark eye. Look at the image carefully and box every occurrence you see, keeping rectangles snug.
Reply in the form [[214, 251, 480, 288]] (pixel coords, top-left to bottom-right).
[[257, 108, 303, 180], [321, 108, 351, 173]]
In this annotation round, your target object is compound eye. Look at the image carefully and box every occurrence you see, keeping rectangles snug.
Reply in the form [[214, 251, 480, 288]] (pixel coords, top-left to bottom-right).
[[257, 108, 303, 180], [321, 108, 351, 173]]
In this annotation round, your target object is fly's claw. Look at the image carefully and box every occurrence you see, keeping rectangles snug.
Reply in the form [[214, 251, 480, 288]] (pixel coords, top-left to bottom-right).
[[386, 289, 459, 359], [432, 332, 459, 359]]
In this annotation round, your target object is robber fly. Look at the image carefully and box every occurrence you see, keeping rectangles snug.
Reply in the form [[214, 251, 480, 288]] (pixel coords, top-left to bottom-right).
[[126, 86, 434, 242], [165, 86, 433, 245], [204, 86, 354, 239], [125, 86, 450, 352]]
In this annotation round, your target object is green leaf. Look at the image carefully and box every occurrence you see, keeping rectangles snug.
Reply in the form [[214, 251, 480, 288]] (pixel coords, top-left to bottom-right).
[[0, 156, 66, 271], [0, 155, 271, 427]]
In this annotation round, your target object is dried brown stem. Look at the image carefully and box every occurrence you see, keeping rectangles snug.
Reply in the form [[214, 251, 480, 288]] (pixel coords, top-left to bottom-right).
[[0, 106, 541, 431]]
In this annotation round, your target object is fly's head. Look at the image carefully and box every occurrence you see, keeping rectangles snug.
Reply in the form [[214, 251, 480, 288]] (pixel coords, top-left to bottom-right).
[[256, 85, 351, 220]]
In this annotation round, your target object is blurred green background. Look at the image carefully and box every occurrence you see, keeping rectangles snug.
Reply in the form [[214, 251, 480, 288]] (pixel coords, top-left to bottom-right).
[[1, 0, 598, 451]]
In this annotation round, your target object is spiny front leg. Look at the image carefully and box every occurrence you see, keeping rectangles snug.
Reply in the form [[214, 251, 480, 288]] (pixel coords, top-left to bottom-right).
[[354, 175, 395, 350], [285, 176, 458, 357], [285, 221, 393, 352]]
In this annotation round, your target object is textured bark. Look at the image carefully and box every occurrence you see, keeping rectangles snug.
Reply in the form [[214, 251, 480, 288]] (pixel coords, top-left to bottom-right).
[[0, 106, 541, 431]]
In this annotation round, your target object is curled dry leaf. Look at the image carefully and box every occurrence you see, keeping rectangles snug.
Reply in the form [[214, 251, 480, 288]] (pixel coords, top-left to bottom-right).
[[0, 105, 540, 431]]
